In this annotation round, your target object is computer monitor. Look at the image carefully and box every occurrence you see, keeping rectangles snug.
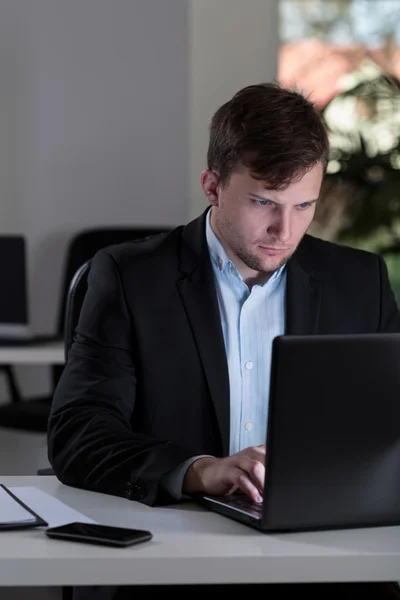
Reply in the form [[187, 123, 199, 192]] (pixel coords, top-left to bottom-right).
[[0, 235, 30, 339]]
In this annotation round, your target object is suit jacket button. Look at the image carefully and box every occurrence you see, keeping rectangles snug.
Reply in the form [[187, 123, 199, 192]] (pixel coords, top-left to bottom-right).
[[126, 482, 133, 498]]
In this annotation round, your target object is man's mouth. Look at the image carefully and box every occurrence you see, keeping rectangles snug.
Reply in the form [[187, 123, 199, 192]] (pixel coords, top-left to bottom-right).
[[259, 246, 288, 255]]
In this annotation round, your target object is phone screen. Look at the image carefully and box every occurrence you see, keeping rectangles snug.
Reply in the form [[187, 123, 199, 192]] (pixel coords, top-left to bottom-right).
[[46, 522, 153, 546]]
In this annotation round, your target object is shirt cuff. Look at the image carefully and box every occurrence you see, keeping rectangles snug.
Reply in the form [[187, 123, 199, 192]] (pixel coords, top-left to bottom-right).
[[160, 455, 214, 500]]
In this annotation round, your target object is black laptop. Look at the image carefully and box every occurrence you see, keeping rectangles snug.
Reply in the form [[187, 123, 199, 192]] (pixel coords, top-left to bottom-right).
[[198, 332, 400, 533]]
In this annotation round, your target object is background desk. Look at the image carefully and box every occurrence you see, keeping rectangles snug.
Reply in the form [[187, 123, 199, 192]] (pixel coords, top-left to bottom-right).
[[0, 340, 64, 365], [0, 476, 399, 587], [0, 340, 65, 433]]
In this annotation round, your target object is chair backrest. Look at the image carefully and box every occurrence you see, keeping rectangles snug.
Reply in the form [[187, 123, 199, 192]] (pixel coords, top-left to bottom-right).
[[64, 259, 91, 360]]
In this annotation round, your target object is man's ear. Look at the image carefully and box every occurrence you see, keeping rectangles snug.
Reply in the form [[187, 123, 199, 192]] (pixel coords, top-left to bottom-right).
[[200, 170, 220, 206]]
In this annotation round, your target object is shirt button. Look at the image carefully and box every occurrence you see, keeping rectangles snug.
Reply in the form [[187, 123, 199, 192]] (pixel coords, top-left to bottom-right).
[[245, 361, 253, 370], [244, 422, 253, 431]]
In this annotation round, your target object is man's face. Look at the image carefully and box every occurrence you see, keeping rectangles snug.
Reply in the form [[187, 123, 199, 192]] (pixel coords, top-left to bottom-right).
[[201, 162, 324, 282]]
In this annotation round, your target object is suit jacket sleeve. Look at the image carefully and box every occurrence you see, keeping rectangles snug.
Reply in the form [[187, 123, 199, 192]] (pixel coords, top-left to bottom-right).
[[47, 249, 194, 506], [378, 255, 400, 333]]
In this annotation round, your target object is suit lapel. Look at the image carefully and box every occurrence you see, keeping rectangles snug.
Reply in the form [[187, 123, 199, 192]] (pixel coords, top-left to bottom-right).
[[285, 251, 323, 335], [177, 211, 230, 456]]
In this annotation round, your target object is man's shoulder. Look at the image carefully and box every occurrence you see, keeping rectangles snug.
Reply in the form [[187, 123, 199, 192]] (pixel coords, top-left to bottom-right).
[[93, 225, 184, 273], [298, 234, 380, 278]]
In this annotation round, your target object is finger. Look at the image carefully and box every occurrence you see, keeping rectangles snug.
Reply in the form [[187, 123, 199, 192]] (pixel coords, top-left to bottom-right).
[[251, 444, 266, 459], [245, 448, 266, 467], [225, 483, 239, 496], [240, 445, 266, 462], [237, 457, 265, 493], [235, 470, 263, 503], [222, 461, 263, 501]]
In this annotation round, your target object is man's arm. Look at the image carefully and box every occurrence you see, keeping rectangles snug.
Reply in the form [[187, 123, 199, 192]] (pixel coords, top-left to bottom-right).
[[47, 249, 194, 506], [160, 455, 214, 499], [378, 255, 400, 333]]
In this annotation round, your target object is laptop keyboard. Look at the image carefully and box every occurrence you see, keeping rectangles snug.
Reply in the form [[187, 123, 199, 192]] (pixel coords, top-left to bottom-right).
[[206, 494, 263, 518]]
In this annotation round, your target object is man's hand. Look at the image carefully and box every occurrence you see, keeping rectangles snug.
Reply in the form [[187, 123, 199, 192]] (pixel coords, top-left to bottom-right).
[[182, 445, 265, 503]]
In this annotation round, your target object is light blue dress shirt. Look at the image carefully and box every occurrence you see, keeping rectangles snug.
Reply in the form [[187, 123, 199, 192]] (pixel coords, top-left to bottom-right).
[[161, 209, 287, 498]]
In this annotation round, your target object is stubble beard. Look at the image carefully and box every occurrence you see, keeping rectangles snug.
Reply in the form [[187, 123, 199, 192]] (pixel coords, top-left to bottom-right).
[[216, 213, 296, 276], [235, 245, 293, 274]]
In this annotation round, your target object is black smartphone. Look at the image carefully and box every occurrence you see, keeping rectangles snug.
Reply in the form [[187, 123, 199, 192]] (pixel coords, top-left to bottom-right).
[[45, 522, 153, 547]]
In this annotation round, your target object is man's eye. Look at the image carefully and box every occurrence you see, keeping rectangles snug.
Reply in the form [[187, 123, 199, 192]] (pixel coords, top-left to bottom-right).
[[297, 202, 311, 210], [254, 199, 272, 207]]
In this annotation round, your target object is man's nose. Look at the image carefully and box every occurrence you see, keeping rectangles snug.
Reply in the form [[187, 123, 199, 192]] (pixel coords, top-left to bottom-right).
[[268, 212, 292, 243]]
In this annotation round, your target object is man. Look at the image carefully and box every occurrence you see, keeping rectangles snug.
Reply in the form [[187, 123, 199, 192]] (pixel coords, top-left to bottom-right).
[[47, 83, 400, 599]]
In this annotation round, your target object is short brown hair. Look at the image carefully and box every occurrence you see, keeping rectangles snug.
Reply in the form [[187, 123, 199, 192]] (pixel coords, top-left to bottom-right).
[[207, 82, 329, 189]]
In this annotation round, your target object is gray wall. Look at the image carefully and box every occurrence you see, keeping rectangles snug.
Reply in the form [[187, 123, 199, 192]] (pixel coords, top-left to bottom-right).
[[188, 0, 279, 219], [0, 0, 188, 397], [0, 0, 188, 334]]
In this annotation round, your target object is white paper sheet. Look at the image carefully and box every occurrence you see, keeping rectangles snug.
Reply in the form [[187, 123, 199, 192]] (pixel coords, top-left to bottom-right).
[[9, 486, 97, 528], [0, 486, 36, 525]]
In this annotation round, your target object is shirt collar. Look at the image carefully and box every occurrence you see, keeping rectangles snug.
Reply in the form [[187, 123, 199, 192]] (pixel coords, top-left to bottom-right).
[[205, 208, 286, 285], [206, 208, 232, 273]]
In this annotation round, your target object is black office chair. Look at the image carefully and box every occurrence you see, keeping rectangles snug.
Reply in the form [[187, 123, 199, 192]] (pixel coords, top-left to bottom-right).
[[0, 226, 168, 435], [36, 259, 90, 478], [63, 258, 92, 361]]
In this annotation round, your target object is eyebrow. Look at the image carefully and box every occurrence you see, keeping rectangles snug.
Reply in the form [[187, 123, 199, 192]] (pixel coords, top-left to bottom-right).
[[247, 193, 319, 204]]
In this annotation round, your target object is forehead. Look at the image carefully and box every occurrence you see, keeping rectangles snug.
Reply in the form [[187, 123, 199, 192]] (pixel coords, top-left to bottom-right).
[[227, 164, 324, 199]]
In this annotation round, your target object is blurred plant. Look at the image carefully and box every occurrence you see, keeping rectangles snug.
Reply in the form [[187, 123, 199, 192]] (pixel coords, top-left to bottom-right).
[[279, 0, 400, 301], [311, 70, 400, 258]]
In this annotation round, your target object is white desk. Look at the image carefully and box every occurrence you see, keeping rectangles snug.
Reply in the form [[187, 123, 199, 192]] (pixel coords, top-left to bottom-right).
[[0, 476, 399, 587], [0, 341, 64, 365]]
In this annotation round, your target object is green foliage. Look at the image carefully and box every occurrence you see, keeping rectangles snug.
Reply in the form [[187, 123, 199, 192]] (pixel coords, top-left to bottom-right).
[[318, 72, 400, 303]]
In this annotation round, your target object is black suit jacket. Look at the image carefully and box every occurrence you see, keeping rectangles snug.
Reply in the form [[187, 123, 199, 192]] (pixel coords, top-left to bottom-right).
[[47, 209, 400, 506]]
